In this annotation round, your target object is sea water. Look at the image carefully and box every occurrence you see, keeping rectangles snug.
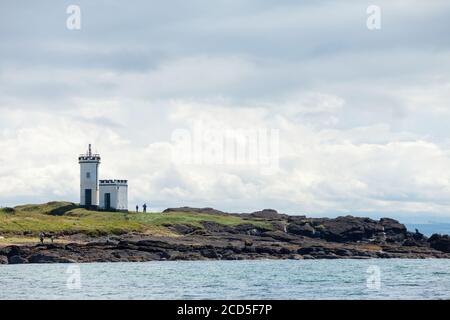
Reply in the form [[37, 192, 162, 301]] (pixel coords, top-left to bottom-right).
[[1, 259, 449, 299]]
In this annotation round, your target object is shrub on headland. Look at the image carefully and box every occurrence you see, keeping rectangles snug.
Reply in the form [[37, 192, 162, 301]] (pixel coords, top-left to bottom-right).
[[1, 207, 15, 214]]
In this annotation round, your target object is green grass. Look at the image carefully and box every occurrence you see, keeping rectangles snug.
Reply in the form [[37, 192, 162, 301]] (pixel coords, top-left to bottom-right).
[[0, 202, 272, 238]]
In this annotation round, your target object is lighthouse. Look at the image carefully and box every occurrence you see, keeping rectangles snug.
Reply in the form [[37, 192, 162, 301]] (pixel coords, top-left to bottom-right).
[[78, 144, 128, 211], [78, 144, 101, 208]]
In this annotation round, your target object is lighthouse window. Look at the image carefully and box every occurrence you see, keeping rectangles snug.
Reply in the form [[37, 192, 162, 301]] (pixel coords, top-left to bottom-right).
[[86, 172, 91, 179]]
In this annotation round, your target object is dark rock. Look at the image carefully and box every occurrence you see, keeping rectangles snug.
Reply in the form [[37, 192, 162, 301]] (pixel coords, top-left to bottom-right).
[[289, 216, 406, 243], [287, 222, 316, 237], [166, 224, 201, 235], [279, 247, 292, 254], [242, 246, 256, 253], [262, 231, 299, 242], [65, 243, 83, 252], [402, 231, 428, 247], [402, 238, 425, 247], [321, 216, 385, 242], [111, 250, 163, 262], [380, 218, 407, 242], [201, 221, 234, 233], [222, 250, 238, 259], [170, 252, 205, 260], [412, 229, 426, 241], [234, 224, 267, 235], [136, 239, 181, 250], [297, 246, 325, 255], [0, 255, 8, 264], [222, 245, 242, 254], [269, 221, 286, 232], [255, 246, 277, 254], [116, 240, 139, 250], [28, 253, 75, 263], [428, 234, 450, 253], [201, 249, 219, 259], [6, 245, 28, 258], [334, 248, 353, 256], [249, 209, 281, 219], [39, 243, 62, 250], [287, 216, 307, 223], [163, 207, 226, 215], [8, 255, 28, 264], [321, 254, 340, 259]]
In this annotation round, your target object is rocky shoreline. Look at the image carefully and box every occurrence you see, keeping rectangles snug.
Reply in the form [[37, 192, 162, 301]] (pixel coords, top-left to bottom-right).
[[1, 208, 450, 264]]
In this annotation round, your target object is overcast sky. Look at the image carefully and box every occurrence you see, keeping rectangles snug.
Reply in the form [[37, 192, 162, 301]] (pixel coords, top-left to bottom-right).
[[1, 0, 450, 222]]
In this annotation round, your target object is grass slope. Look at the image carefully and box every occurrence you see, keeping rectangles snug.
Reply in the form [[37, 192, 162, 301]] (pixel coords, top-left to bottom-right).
[[0, 201, 271, 238]]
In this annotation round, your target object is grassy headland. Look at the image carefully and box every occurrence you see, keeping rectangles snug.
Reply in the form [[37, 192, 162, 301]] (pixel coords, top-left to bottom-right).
[[0, 201, 271, 241]]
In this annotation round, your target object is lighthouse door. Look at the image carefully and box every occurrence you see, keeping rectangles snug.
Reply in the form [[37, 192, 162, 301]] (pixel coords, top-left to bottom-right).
[[85, 189, 92, 207], [105, 193, 111, 210]]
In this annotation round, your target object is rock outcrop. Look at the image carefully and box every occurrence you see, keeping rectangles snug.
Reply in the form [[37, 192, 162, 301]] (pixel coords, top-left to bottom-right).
[[248, 209, 286, 220], [428, 234, 450, 253], [163, 207, 226, 215], [285, 215, 408, 243]]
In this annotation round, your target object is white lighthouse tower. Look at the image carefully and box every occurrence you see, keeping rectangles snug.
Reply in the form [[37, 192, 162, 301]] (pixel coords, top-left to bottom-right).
[[78, 144, 101, 208]]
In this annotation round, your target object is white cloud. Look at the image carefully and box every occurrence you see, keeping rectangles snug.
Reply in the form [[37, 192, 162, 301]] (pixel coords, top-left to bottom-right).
[[1, 1, 450, 221], [2, 93, 450, 218]]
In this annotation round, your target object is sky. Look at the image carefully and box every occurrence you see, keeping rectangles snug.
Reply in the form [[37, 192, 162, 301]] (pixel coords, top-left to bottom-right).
[[1, 0, 450, 222]]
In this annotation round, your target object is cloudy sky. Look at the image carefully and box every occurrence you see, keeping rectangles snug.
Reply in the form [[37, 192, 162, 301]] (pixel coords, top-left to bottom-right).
[[1, 0, 450, 222]]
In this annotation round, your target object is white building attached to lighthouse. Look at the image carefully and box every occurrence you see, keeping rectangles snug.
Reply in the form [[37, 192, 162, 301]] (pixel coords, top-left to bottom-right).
[[79, 145, 128, 211], [99, 180, 128, 211]]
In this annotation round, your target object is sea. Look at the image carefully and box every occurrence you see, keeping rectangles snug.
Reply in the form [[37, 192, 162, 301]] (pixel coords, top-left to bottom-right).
[[1, 259, 449, 299]]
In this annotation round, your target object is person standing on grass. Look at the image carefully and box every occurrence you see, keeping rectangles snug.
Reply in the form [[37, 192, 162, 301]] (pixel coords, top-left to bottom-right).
[[143, 203, 147, 213], [136, 205, 139, 212], [39, 232, 45, 244]]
